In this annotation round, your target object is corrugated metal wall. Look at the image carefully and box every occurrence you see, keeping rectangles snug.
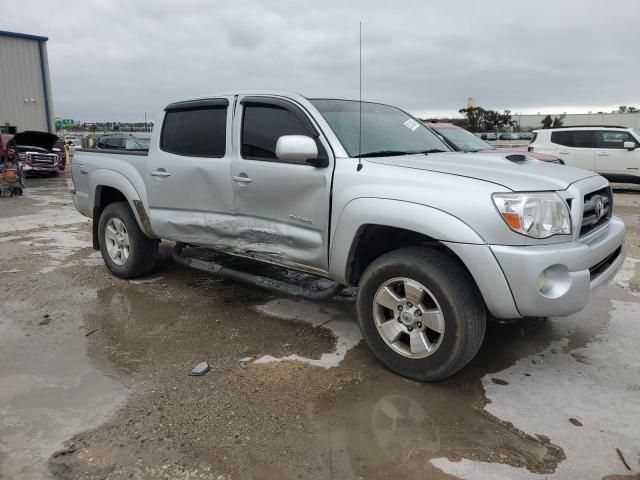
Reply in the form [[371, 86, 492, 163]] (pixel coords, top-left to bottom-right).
[[0, 34, 54, 132]]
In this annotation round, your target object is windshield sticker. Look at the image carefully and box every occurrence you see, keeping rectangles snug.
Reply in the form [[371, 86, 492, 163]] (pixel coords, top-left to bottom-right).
[[403, 119, 420, 131]]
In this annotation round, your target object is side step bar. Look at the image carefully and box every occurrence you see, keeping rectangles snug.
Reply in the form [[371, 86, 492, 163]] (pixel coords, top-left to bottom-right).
[[172, 243, 342, 301]]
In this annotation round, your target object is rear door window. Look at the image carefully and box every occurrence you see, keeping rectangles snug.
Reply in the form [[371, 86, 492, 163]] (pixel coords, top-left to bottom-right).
[[161, 106, 227, 157], [550, 130, 595, 148], [595, 131, 638, 149]]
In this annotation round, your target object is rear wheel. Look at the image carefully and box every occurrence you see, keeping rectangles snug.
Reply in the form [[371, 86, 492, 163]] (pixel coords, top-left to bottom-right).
[[356, 247, 486, 381], [98, 201, 158, 278]]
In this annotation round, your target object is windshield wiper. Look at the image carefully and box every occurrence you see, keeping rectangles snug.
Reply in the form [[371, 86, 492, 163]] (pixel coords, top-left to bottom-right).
[[358, 150, 415, 158], [410, 149, 447, 154], [358, 149, 448, 158]]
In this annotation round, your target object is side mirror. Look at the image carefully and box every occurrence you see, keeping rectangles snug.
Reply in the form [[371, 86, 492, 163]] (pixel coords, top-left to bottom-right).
[[276, 135, 326, 167], [623, 141, 636, 151]]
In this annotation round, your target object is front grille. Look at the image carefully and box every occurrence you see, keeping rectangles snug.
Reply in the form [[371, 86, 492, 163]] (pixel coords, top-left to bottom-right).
[[27, 153, 57, 165], [589, 246, 622, 281], [580, 186, 612, 237]]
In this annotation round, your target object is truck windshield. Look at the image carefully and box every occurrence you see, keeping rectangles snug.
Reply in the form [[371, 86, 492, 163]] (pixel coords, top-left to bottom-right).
[[432, 126, 493, 152], [310, 99, 450, 157]]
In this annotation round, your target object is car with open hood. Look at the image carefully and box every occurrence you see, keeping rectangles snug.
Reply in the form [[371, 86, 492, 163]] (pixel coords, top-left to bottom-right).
[[9, 131, 64, 175]]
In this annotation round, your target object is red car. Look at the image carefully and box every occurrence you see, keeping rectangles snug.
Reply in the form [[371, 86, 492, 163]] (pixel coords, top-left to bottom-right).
[[1, 131, 64, 175], [426, 122, 563, 164]]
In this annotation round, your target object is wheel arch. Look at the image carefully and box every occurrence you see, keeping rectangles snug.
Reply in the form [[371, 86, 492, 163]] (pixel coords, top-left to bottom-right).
[[329, 198, 485, 286], [329, 198, 520, 319], [90, 170, 155, 249]]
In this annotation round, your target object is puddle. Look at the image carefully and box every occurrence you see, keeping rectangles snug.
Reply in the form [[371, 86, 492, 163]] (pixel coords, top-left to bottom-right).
[[83, 286, 339, 374], [0, 283, 127, 480], [433, 288, 640, 479]]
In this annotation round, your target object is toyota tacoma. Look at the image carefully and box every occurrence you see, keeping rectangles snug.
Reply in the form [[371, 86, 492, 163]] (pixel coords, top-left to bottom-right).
[[71, 92, 625, 381]]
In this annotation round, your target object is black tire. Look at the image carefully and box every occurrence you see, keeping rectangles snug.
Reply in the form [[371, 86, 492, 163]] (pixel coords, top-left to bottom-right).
[[356, 247, 486, 382], [98, 201, 158, 279]]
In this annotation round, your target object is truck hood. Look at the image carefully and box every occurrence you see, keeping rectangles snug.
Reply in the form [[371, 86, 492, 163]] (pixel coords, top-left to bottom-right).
[[12, 131, 58, 151], [367, 151, 597, 191]]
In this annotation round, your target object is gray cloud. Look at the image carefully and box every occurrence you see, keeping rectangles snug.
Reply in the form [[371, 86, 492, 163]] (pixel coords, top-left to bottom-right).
[[4, 0, 640, 121]]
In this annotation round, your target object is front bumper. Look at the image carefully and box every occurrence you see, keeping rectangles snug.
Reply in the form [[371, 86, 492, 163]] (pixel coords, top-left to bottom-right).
[[22, 163, 61, 172], [490, 216, 625, 317]]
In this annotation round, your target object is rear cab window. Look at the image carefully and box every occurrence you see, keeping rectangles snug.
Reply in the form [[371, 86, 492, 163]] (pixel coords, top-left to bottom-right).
[[550, 130, 595, 148], [161, 99, 228, 157]]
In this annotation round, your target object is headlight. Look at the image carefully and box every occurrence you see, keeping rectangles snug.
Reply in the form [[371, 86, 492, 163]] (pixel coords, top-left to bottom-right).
[[492, 192, 571, 238]]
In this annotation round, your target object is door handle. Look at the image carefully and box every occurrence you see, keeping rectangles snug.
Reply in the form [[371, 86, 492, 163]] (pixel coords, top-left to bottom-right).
[[596, 152, 609, 156], [557, 151, 569, 154], [233, 174, 253, 184], [150, 169, 171, 177]]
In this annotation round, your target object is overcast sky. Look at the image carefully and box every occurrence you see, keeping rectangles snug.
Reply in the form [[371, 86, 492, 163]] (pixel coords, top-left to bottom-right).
[[4, 0, 640, 121]]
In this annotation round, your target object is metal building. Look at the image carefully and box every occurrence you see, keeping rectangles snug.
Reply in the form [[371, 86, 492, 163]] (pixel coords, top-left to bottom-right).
[[0, 30, 54, 133]]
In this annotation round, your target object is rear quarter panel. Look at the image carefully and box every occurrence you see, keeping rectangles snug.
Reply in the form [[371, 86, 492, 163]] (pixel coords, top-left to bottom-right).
[[73, 150, 153, 236]]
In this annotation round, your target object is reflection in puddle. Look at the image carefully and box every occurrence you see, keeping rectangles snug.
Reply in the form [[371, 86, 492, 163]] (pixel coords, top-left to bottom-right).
[[0, 288, 127, 480], [312, 370, 563, 479]]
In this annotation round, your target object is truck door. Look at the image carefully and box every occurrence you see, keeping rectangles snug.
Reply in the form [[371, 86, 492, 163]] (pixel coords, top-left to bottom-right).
[[146, 97, 236, 245], [594, 130, 640, 178], [229, 96, 334, 274]]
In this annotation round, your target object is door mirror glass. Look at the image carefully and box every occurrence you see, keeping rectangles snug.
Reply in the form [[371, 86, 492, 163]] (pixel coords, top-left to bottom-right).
[[623, 141, 636, 151], [275, 135, 319, 164]]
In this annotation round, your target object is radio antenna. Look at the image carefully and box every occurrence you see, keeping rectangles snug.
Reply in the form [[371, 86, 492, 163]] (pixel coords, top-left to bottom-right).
[[357, 21, 363, 172]]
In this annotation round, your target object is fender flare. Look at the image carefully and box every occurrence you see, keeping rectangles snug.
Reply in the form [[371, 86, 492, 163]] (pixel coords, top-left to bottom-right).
[[329, 197, 485, 284], [90, 169, 156, 238]]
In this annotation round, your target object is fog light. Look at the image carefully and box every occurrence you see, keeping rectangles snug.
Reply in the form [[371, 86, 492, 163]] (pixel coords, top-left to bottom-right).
[[537, 264, 571, 298]]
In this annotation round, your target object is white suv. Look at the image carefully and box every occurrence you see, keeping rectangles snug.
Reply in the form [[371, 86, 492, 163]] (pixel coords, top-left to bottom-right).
[[529, 126, 640, 183]]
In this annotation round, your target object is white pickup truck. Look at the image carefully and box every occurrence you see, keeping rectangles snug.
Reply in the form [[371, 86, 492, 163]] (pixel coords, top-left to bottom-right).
[[71, 91, 625, 381]]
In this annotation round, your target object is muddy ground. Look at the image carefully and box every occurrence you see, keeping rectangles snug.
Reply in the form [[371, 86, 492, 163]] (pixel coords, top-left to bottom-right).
[[1, 174, 639, 480]]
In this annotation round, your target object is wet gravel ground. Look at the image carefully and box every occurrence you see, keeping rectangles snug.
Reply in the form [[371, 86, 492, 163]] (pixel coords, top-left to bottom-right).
[[1, 174, 639, 480]]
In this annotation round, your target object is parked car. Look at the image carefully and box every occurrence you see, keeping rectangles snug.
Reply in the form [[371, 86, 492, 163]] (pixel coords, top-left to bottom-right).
[[427, 123, 562, 163], [52, 138, 77, 164], [95, 134, 150, 151], [4, 131, 63, 175], [519, 132, 534, 141], [499, 132, 521, 141], [71, 92, 624, 382], [485, 132, 497, 141], [0, 133, 14, 160], [529, 126, 640, 183]]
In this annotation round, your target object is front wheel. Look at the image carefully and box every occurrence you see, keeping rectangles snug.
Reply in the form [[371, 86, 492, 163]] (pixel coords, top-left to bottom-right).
[[356, 247, 486, 381], [98, 201, 158, 278]]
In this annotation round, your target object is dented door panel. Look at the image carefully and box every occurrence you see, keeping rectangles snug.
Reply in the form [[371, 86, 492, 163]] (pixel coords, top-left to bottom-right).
[[229, 95, 334, 272], [233, 160, 329, 268], [146, 97, 236, 243]]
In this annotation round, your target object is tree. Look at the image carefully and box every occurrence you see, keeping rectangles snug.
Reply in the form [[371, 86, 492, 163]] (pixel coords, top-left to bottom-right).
[[618, 106, 628, 113], [551, 114, 565, 128], [541, 115, 553, 129], [628, 106, 639, 113], [498, 110, 515, 130], [458, 106, 486, 132], [482, 109, 501, 132]]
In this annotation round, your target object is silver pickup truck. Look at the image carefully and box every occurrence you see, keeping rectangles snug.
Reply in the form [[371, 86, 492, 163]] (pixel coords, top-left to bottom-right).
[[71, 91, 625, 381]]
